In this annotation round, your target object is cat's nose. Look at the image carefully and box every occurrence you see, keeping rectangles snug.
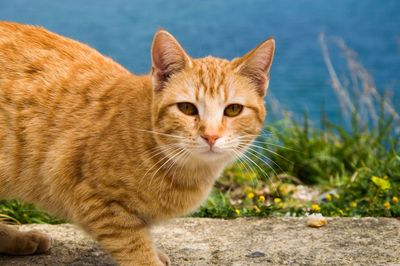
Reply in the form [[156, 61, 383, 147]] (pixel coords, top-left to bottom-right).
[[201, 134, 220, 147]]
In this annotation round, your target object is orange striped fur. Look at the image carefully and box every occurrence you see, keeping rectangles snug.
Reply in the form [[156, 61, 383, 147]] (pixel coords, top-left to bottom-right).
[[0, 22, 275, 265]]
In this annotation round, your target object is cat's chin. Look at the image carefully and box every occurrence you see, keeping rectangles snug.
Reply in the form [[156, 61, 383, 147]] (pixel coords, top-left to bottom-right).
[[190, 150, 233, 165]]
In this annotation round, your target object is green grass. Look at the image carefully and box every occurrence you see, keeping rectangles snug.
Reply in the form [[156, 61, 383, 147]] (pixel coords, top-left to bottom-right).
[[0, 200, 64, 224], [193, 35, 400, 219], [193, 114, 400, 218]]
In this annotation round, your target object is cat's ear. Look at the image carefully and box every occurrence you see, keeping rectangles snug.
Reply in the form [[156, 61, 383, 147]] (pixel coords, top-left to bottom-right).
[[151, 29, 192, 91], [232, 38, 275, 96]]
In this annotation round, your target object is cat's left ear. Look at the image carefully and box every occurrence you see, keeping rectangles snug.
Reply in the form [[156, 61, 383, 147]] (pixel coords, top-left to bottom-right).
[[232, 38, 275, 96], [151, 29, 192, 91]]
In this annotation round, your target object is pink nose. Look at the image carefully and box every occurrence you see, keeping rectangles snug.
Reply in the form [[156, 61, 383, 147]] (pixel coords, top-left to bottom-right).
[[201, 134, 220, 147]]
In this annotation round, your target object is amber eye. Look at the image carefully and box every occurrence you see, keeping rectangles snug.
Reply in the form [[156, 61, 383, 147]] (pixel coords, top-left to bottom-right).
[[224, 104, 243, 117], [177, 102, 198, 116]]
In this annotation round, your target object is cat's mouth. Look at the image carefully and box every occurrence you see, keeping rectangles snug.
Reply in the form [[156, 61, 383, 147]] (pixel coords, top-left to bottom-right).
[[200, 149, 227, 158], [198, 142, 236, 156], [203, 149, 220, 154]]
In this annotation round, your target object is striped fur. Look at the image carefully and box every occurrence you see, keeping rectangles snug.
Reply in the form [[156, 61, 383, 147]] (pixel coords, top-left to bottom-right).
[[0, 22, 274, 265]]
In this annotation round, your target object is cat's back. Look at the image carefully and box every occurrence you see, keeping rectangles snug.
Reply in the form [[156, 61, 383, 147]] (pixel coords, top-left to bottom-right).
[[0, 21, 129, 86], [0, 21, 150, 136], [0, 21, 141, 139], [0, 22, 151, 200]]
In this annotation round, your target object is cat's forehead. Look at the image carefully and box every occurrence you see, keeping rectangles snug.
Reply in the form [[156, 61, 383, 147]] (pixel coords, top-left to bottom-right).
[[193, 56, 231, 69], [170, 56, 253, 104], [191, 56, 233, 98]]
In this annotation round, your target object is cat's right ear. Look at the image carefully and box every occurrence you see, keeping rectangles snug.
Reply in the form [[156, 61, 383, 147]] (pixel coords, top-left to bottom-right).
[[232, 38, 275, 97], [151, 30, 192, 91]]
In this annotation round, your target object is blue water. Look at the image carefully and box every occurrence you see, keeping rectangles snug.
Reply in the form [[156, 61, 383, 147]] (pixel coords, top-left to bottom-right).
[[1, 0, 399, 123]]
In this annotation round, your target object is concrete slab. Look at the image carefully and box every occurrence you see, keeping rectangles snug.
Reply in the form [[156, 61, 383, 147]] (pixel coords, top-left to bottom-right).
[[0, 217, 399, 265]]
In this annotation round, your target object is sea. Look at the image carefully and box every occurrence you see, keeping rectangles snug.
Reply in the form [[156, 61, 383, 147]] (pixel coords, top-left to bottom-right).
[[1, 0, 399, 124]]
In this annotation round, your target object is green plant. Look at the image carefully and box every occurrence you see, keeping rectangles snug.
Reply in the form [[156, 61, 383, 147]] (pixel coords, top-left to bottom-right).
[[0, 200, 64, 224], [193, 34, 400, 218]]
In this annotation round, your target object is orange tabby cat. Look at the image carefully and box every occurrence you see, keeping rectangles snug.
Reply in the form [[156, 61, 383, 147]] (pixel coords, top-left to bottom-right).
[[0, 21, 275, 265]]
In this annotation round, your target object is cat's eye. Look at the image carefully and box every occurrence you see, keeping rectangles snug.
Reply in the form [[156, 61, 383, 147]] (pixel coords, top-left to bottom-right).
[[224, 104, 243, 117], [177, 102, 198, 116]]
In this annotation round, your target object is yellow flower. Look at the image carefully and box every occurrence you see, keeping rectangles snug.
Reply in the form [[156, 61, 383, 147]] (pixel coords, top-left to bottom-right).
[[253, 205, 261, 213], [258, 195, 265, 203], [311, 204, 321, 212], [235, 209, 241, 215], [325, 194, 332, 201], [278, 203, 284, 209], [274, 198, 282, 203], [246, 192, 255, 200], [383, 201, 391, 209], [279, 185, 289, 196], [351, 201, 357, 208], [392, 196, 399, 204], [371, 176, 391, 191]]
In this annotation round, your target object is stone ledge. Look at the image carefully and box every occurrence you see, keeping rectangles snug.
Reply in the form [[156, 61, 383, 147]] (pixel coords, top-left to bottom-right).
[[0, 217, 399, 265]]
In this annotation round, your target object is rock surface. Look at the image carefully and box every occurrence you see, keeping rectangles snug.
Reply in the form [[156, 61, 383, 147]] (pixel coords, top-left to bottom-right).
[[0, 217, 399, 265]]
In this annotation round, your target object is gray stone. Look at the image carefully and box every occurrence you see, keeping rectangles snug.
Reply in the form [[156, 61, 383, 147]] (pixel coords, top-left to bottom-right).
[[0, 217, 399, 265]]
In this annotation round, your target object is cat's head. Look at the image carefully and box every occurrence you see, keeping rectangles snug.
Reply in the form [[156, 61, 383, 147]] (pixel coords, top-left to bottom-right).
[[150, 30, 274, 167]]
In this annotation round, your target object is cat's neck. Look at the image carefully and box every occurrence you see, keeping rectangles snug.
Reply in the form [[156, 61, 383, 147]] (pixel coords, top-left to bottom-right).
[[151, 147, 228, 190]]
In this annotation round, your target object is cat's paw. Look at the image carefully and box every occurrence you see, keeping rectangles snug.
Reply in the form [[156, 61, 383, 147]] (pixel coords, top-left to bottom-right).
[[156, 249, 171, 266], [14, 230, 52, 255]]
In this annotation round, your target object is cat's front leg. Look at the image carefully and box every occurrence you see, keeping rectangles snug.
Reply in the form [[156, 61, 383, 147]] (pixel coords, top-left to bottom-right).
[[0, 223, 52, 255], [83, 211, 167, 266]]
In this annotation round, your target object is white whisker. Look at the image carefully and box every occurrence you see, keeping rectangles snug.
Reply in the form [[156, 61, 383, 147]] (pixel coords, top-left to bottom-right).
[[236, 146, 280, 196], [245, 147, 280, 177], [148, 148, 186, 188], [232, 149, 256, 187], [250, 139, 297, 152], [248, 144, 292, 165], [234, 148, 261, 188], [132, 128, 188, 140], [168, 150, 191, 191], [138, 145, 182, 186]]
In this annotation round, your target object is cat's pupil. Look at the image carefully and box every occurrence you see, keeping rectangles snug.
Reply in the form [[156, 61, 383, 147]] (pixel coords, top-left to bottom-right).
[[224, 104, 243, 117], [177, 102, 198, 116]]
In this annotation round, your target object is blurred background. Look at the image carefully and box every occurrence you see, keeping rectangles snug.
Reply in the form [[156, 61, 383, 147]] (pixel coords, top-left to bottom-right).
[[1, 0, 399, 123]]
